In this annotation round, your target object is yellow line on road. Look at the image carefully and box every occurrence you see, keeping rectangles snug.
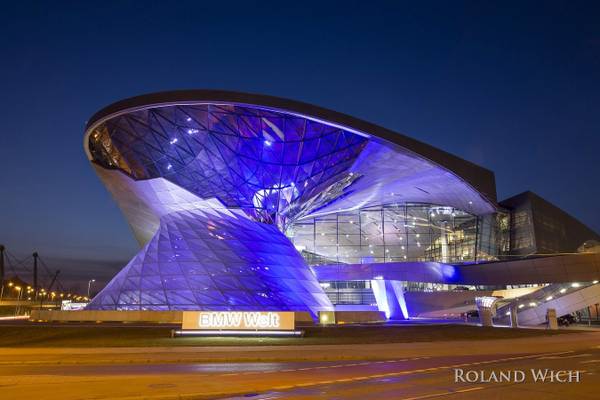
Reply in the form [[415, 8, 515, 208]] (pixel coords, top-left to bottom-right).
[[401, 386, 484, 400], [538, 353, 590, 360], [579, 359, 600, 364], [260, 351, 573, 394]]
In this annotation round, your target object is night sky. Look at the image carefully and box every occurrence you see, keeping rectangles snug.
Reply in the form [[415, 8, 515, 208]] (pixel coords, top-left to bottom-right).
[[1, 1, 599, 291]]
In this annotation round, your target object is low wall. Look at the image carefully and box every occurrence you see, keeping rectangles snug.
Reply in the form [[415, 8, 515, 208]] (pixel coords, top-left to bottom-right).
[[30, 310, 316, 325], [30, 310, 183, 323], [334, 311, 386, 324]]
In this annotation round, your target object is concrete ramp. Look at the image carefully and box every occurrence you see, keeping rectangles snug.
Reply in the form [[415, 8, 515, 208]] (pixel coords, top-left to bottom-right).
[[512, 283, 600, 325]]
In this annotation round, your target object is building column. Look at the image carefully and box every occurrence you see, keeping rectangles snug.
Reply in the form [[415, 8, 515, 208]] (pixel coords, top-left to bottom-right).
[[371, 279, 409, 320], [475, 296, 499, 327]]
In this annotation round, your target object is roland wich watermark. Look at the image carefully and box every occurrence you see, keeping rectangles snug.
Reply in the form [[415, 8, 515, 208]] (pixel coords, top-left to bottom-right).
[[454, 369, 582, 383]]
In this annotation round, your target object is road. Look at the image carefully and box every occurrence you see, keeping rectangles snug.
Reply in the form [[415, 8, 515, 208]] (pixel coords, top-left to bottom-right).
[[1, 334, 599, 399]]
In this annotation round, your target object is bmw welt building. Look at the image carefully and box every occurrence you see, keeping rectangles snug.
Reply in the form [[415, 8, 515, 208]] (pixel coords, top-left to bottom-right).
[[84, 90, 600, 324]]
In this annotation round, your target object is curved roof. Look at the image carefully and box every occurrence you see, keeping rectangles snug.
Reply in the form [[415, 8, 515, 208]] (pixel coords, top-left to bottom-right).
[[84, 90, 497, 226]]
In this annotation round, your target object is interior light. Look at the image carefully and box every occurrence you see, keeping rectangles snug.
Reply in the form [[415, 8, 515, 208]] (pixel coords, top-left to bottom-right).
[[264, 140, 272, 146], [571, 282, 580, 288], [545, 296, 553, 301], [559, 288, 567, 294]]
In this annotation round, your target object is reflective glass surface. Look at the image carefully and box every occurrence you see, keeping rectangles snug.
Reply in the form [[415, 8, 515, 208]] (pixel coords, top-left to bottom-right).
[[88, 208, 332, 316], [289, 204, 506, 265], [89, 104, 367, 229]]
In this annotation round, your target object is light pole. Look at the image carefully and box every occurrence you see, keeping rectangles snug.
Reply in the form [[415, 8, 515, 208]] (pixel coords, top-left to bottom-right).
[[13, 286, 22, 317], [87, 279, 96, 299], [0, 281, 9, 302]]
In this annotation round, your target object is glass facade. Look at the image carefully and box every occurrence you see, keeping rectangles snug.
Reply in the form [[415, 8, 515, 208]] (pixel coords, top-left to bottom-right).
[[319, 281, 377, 305], [288, 203, 509, 265], [88, 208, 332, 316], [88, 104, 367, 230]]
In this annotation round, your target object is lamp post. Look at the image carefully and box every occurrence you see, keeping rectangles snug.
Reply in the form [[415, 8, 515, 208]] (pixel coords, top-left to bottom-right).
[[0, 281, 9, 302], [87, 279, 96, 299], [2, 281, 13, 302], [14, 286, 22, 317]]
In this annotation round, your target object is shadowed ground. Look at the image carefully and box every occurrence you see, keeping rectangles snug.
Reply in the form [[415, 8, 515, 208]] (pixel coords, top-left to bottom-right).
[[0, 322, 574, 348]]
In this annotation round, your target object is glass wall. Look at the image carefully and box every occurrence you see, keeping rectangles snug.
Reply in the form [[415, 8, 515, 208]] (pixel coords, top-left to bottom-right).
[[319, 281, 377, 305], [288, 203, 508, 265]]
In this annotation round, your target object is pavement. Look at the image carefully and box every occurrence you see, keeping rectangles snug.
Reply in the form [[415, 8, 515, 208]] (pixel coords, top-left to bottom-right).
[[0, 331, 599, 399]]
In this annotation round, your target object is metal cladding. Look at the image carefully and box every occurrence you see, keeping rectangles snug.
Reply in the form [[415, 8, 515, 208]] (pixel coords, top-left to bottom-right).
[[84, 90, 499, 315], [88, 103, 369, 230], [88, 208, 331, 316]]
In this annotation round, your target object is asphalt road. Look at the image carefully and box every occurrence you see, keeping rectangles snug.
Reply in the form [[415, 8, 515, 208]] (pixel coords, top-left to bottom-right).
[[1, 346, 599, 399], [219, 349, 600, 400]]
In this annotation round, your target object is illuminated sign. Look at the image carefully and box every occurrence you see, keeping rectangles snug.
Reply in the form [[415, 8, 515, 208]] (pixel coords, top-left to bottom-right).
[[182, 311, 295, 331]]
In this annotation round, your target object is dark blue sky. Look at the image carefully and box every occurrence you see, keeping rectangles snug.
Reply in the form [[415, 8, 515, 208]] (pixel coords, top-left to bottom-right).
[[1, 1, 599, 290]]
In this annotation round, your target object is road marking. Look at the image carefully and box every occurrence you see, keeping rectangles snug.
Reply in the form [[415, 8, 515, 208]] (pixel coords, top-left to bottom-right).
[[210, 357, 424, 378], [456, 387, 485, 393], [401, 392, 448, 400], [395, 386, 485, 400], [255, 351, 572, 394], [538, 353, 591, 360]]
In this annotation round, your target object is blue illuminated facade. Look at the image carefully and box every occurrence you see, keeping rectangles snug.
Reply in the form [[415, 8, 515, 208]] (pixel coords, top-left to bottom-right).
[[89, 103, 368, 231], [83, 91, 500, 317], [89, 208, 331, 316]]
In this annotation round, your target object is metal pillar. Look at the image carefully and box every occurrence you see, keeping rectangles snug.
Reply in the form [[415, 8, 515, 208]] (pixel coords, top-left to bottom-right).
[[33, 252, 39, 299], [0, 245, 4, 302], [0, 244, 4, 285]]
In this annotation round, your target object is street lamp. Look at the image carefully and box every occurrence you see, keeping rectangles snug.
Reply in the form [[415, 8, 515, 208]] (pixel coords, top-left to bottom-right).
[[87, 279, 96, 299], [13, 286, 22, 317], [0, 281, 9, 302]]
